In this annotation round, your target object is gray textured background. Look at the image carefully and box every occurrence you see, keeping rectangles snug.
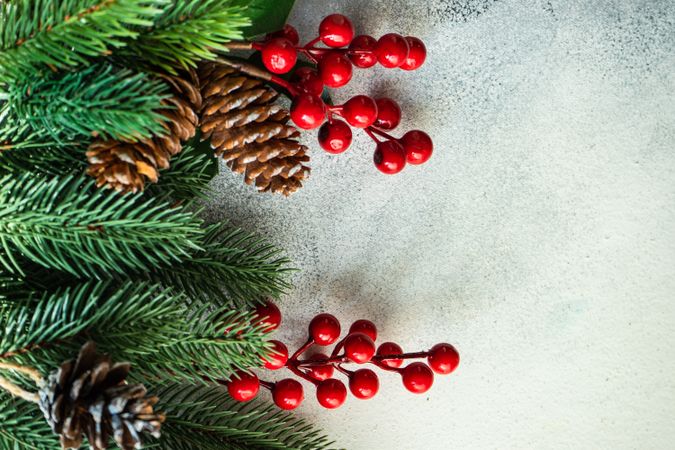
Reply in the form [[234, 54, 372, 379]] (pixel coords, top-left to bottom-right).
[[203, 0, 675, 448]]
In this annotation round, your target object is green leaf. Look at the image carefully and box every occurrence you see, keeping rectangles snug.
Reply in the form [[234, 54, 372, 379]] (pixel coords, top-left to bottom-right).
[[243, 0, 296, 38]]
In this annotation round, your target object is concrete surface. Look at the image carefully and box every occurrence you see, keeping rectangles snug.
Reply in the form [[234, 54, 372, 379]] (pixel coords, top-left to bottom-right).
[[203, 1, 675, 448]]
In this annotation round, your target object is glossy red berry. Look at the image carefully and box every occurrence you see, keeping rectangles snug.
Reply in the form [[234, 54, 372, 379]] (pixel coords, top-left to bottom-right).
[[319, 14, 355, 48], [305, 353, 335, 381], [376, 342, 404, 368], [316, 378, 347, 409], [318, 52, 353, 88], [373, 98, 401, 130], [349, 368, 379, 399], [427, 343, 460, 375], [309, 313, 341, 345], [344, 332, 376, 363], [273, 378, 304, 410], [401, 362, 434, 394], [266, 24, 300, 46], [254, 300, 281, 332], [292, 67, 324, 96], [400, 36, 427, 71], [342, 95, 378, 128], [290, 94, 326, 130], [348, 35, 378, 68], [400, 130, 433, 165], [374, 140, 406, 174], [349, 320, 377, 341], [227, 371, 259, 402], [375, 33, 410, 68], [262, 340, 288, 370], [318, 120, 352, 154], [261, 38, 298, 74]]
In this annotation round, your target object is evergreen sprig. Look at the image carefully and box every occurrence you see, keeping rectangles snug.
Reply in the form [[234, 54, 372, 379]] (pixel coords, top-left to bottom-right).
[[0, 392, 55, 450]]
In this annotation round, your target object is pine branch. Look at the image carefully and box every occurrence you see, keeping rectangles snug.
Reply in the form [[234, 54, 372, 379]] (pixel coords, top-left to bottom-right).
[[2, 64, 170, 143], [123, 0, 251, 74], [0, 392, 58, 450], [0, 173, 203, 277], [0, 0, 166, 82], [0, 145, 85, 176]]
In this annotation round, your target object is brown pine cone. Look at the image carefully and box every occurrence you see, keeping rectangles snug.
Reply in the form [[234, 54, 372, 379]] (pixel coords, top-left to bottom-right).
[[198, 62, 310, 196], [86, 71, 202, 193], [38, 342, 164, 450]]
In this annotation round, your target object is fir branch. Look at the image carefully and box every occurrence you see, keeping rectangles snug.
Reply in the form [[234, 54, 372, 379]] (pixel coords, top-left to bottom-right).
[[123, 0, 251, 74], [0, 392, 58, 450], [0, 173, 203, 277], [0, 0, 166, 81], [0, 145, 84, 176]]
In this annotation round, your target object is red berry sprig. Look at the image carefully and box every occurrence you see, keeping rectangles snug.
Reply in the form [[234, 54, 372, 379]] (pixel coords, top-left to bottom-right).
[[227, 301, 460, 410]]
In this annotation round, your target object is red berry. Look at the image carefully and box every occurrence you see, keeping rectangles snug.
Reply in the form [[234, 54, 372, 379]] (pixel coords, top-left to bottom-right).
[[349, 368, 379, 399], [348, 319, 377, 341], [342, 95, 378, 128], [254, 300, 282, 332], [290, 94, 326, 130], [305, 352, 335, 381], [319, 14, 355, 48], [273, 378, 304, 410], [348, 35, 378, 68], [373, 98, 401, 130], [374, 140, 406, 174], [261, 38, 298, 74], [427, 343, 460, 375], [400, 36, 427, 71], [227, 370, 259, 402], [376, 342, 404, 368], [292, 67, 324, 96], [309, 313, 341, 345], [400, 130, 433, 165], [375, 33, 410, 68], [266, 24, 300, 46], [401, 362, 434, 394], [344, 332, 376, 363], [318, 120, 352, 154], [316, 378, 347, 409], [318, 52, 353, 88], [262, 340, 288, 370]]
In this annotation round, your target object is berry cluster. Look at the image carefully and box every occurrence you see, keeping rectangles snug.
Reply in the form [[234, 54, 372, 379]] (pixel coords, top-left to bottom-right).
[[245, 14, 433, 174], [226, 301, 460, 410]]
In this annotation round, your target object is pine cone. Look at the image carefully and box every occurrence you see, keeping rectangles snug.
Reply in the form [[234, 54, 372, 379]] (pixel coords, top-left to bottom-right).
[[198, 62, 310, 196], [38, 342, 164, 450], [86, 71, 202, 193]]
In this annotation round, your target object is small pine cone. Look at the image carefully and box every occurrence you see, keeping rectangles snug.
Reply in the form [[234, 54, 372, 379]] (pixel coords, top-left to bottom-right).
[[198, 62, 310, 196], [38, 342, 164, 450], [86, 70, 202, 193]]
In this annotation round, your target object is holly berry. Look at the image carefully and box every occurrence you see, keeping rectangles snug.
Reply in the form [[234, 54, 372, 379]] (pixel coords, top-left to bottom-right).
[[318, 120, 353, 154], [373, 98, 401, 130], [375, 33, 410, 68], [272, 378, 304, 410], [319, 14, 355, 48], [376, 342, 404, 368], [400, 36, 427, 71], [344, 332, 376, 363], [401, 362, 434, 394], [349, 368, 379, 399], [262, 340, 288, 370], [400, 130, 433, 165], [292, 67, 324, 96], [254, 300, 281, 332], [266, 24, 300, 46], [318, 52, 353, 88], [342, 95, 378, 128], [374, 140, 406, 174], [227, 370, 260, 402], [305, 352, 335, 381], [348, 35, 378, 68], [261, 38, 298, 74], [349, 319, 377, 341], [290, 94, 326, 130], [316, 378, 348, 409], [427, 343, 460, 375], [309, 313, 341, 345]]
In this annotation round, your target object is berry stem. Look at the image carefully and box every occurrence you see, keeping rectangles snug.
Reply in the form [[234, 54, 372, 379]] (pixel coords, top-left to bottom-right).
[[334, 364, 353, 377], [373, 351, 429, 361], [259, 379, 275, 390], [364, 127, 382, 143], [303, 37, 322, 50], [287, 363, 319, 386], [289, 338, 314, 364], [223, 41, 256, 51], [296, 355, 348, 367], [368, 127, 397, 141], [369, 360, 404, 373]]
